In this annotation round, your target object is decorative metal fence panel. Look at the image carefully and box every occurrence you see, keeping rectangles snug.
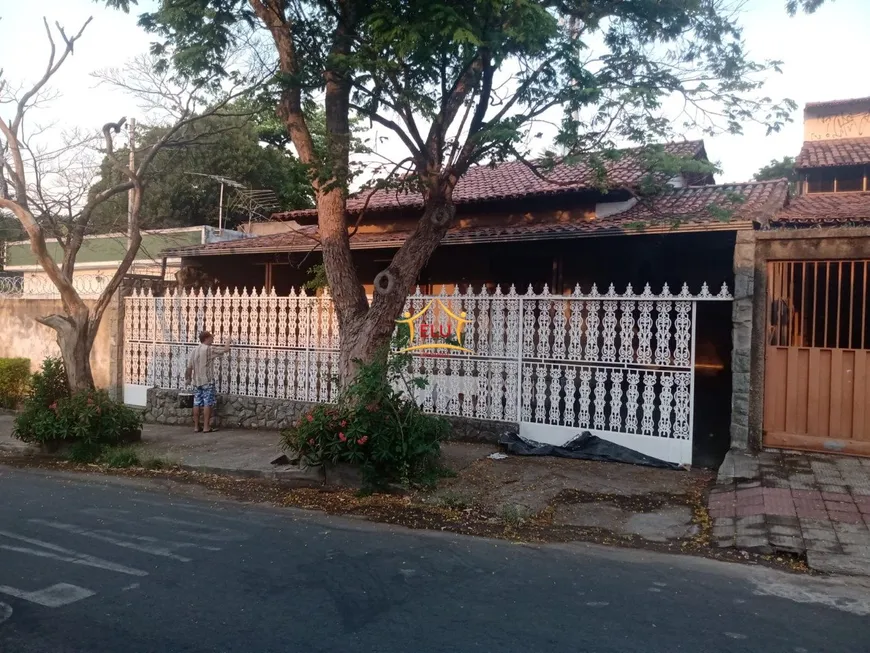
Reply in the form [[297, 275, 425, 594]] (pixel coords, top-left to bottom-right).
[[124, 282, 732, 464]]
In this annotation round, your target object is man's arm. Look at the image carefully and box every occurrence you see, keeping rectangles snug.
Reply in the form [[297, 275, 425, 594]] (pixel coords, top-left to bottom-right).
[[208, 343, 231, 361]]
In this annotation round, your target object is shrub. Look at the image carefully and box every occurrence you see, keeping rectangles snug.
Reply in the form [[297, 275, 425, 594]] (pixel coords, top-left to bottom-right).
[[28, 357, 68, 407], [0, 357, 30, 409], [14, 382, 142, 449], [282, 339, 448, 489]]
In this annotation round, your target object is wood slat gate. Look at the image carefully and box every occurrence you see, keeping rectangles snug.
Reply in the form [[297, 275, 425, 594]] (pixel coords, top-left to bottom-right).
[[764, 260, 870, 455]]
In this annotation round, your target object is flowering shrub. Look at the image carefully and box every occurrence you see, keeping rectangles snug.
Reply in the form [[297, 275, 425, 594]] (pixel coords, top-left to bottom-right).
[[13, 359, 141, 448], [281, 340, 448, 488]]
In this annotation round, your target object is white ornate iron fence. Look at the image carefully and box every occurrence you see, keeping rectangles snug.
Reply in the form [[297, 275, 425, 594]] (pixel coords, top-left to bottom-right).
[[123, 282, 732, 464]]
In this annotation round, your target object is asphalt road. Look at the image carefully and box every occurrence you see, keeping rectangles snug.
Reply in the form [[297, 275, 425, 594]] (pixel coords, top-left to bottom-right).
[[1, 467, 869, 653]]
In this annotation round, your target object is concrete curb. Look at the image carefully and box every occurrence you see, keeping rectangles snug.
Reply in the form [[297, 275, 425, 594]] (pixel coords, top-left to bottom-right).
[[173, 463, 325, 486]]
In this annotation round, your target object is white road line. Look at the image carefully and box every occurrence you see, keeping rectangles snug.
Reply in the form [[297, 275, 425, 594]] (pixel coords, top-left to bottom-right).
[[29, 520, 194, 562], [0, 530, 147, 577], [147, 517, 247, 542], [0, 583, 95, 608], [0, 602, 11, 623]]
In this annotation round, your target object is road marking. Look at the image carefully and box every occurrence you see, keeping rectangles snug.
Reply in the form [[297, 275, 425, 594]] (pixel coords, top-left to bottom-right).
[[0, 602, 11, 624], [30, 520, 195, 562], [0, 583, 95, 608], [0, 529, 147, 577], [121, 583, 140, 592], [148, 517, 247, 542]]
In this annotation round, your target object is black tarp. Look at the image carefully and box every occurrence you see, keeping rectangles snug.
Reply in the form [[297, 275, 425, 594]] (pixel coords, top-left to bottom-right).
[[498, 432, 683, 470]]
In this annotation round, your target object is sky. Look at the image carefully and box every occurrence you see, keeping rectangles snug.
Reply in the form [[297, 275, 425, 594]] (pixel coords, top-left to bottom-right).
[[1, 0, 869, 188]]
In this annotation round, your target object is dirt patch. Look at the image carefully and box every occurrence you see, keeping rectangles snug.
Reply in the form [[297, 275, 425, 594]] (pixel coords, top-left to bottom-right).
[[0, 453, 810, 574]]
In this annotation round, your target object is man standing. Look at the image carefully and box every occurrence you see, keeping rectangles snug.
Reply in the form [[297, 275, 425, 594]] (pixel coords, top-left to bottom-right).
[[185, 331, 231, 433]]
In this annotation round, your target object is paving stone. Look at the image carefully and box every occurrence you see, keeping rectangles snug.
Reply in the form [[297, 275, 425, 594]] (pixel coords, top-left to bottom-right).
[[791, 489, 823, 500], [819, 483, 849, 494], [822, 492, 854, 503], [804, 539, 843, 554], [807, 552, 870, 576], [836, 532, 870, 546], [765, 514, 800, 528], [841, 545, 870, 559], [735, 514, 765, 528], [735, 535, 773, 554], [829, 511, 865, 524], [799, 518, 835, 530], [769, 524, 802, 537], [769, 535, 804, 554], [737, 481, 761, 490], [802, 528, 839, 542], [714, 536, 736, 549]]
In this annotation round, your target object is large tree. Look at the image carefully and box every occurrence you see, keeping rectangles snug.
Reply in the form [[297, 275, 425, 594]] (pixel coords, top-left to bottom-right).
[[107, 0, 809, 383], [0, 18, 253, 390]]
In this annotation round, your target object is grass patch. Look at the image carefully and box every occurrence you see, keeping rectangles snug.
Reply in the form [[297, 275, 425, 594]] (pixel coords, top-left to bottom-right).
[[99, 446, 142, 468], [436, 490, 472, 510], [62, 442, 171, 470], [498, 503, 530, 526]]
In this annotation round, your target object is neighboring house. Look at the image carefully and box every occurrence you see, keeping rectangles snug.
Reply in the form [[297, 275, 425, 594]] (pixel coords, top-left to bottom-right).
[[750, 96, 870, 457], [1, 226, 246, 297]]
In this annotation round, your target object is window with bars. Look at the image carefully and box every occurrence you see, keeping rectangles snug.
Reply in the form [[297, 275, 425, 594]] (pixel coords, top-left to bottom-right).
[[768, 260, 870, 349]]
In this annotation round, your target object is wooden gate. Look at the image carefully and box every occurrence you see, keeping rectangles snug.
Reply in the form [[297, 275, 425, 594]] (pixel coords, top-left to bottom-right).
[[764, 260, 870, 455]]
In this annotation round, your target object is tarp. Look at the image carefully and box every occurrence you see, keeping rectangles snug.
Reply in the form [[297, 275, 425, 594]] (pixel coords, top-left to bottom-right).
[[498, 432, 682, 470]]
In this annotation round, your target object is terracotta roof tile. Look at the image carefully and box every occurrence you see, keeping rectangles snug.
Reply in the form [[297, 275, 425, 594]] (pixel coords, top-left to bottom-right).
[[773, 192, 870, 225], [273, 140, 708, 220], [168, 179, 786, 257], [613, 179, 788, 226], [795, 137, 870, 168]]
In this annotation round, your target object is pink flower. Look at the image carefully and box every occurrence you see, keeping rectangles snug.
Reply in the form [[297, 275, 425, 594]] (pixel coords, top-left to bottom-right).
[[87, 398, 94, 406], [357, 436, 368, 445], [338, 432, 347, 442], [306, 414, 313, 422], [340, 420, 347, 427], [49, 402, 57, 411], [308, 438, 315, 446]]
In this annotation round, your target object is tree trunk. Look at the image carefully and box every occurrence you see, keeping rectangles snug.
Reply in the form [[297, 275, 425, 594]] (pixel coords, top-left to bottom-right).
[[334, 198, 456, 386], [39, 310, 95, 392]]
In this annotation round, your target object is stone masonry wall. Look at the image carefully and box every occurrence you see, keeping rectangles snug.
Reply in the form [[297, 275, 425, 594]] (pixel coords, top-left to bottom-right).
[[730, 231, 755, 450], [143, 388, 515, 444]]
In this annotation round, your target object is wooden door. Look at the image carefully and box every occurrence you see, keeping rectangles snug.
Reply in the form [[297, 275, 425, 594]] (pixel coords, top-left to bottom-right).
[[763, 260, 870, 456]]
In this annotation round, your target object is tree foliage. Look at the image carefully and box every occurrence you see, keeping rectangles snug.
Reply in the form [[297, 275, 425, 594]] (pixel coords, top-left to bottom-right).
[[88, 103, 314, 232], [104, 0, 813, 382], [753, 156, 798, 184]]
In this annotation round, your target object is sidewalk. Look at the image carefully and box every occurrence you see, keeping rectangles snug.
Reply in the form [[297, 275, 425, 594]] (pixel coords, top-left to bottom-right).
[[710, 450, 870, 576], [0, 414, 714, 549]]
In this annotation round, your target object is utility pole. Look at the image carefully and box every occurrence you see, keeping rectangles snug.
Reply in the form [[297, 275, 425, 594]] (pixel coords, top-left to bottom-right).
[[127, 117, 136, 251]]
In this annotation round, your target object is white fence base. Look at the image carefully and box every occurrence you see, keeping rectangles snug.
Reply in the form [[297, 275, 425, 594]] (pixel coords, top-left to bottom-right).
[[123, 384, 149, 407]]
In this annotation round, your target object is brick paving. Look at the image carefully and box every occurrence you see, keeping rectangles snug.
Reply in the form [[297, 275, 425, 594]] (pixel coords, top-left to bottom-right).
[[710, 451, 870, 576]]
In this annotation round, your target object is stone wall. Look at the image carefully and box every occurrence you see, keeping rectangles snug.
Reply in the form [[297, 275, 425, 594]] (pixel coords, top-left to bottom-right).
[[143, 387, 514, 443], [0, 297, 116, 388], [729, 231, 756, 450]]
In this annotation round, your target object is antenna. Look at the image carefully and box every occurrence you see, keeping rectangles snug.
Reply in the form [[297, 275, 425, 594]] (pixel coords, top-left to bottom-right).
[[185, 173, 278, 231]]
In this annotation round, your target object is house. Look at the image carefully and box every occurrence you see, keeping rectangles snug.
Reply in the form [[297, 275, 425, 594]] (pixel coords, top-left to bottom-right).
[[129, 102, 870, 466], [1, 226, 246, 297]]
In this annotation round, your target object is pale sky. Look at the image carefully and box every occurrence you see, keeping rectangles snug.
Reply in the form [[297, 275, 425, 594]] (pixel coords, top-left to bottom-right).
[[2, 0, 869, 189]]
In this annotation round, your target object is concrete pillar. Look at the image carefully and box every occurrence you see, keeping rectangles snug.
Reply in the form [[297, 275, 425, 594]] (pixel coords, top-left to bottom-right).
[[729, 231, 756, 450], [107, 284, 131, 403]]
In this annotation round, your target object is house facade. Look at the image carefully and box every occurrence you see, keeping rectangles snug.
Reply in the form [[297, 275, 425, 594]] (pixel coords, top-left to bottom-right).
[[126, 102, 870, 466]]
